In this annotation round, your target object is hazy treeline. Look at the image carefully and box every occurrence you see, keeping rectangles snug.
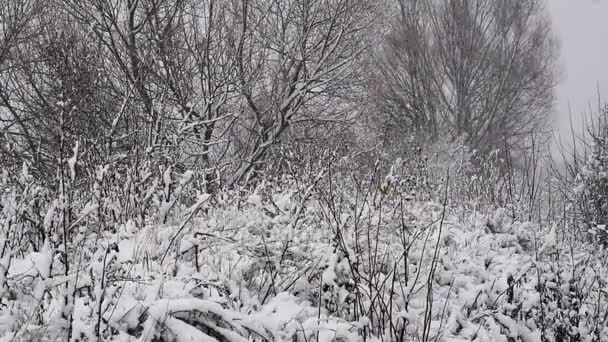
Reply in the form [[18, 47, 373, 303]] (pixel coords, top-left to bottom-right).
[[0, 0, 558, 187]]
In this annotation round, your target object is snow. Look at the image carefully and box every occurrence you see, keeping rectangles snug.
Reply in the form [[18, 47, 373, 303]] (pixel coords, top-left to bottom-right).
[[67, 141, 79, 183], [247, 194, 263, 207], [8, 243, 52, 279], [1, 167, 606, 342]]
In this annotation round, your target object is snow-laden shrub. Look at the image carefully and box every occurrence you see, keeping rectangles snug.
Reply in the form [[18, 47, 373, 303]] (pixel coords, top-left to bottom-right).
[[2, 150, 607, 342], [575, 107, 608, 246], [523, 243, 608, 342], [371, 132, 542, 221]]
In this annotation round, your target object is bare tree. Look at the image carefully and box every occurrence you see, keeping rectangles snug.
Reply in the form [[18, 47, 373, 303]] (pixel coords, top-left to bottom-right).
[[371, 0, 559, 153], [63, 0, 170, 152], [0, 0, 379, 187], [0, 0, 50, 172], [53, 0, 234, 184], [228, 0, 377, 185], [133, 0, 240, 183], [159, 0, 237, 173]]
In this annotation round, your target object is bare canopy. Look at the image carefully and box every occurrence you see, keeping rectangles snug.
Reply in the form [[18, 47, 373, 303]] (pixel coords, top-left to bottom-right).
[[371, 0, 559, 152]]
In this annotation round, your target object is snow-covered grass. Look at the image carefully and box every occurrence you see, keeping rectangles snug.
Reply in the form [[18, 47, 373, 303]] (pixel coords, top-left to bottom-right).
[[0, 159, 607, 341]]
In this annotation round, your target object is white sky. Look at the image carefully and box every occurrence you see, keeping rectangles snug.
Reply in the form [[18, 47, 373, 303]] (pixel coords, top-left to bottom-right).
[[548, 0, 608, 137]]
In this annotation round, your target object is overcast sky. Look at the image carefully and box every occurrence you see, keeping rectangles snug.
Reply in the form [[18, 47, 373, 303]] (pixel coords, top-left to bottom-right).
[[548, 0, 608, 137]]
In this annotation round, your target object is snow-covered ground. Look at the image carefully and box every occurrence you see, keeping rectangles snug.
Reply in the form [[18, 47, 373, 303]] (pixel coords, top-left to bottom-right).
[[1, 169, 607, 341]]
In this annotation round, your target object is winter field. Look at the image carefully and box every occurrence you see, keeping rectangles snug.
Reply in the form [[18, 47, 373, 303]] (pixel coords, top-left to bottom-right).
[[0, 0, 607, 341], [2, 143, 608, 342]]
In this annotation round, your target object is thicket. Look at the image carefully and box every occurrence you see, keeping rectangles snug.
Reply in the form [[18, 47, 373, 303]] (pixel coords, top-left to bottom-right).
[[1, 130, 607, 341], [574, 106, 608, 246]]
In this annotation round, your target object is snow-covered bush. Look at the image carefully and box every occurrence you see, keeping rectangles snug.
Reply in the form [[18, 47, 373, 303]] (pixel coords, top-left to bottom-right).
[[374, 132, 543, 223], [2, 145, 606, 342], [575, 107, 608, 246]]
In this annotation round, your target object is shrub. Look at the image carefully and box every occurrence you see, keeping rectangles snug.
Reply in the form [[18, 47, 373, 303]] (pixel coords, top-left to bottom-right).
[[575, 106, 608, 245]]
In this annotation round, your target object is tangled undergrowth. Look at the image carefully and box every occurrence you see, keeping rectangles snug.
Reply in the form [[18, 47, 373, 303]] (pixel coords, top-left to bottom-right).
[[1, 157, 607, 342]]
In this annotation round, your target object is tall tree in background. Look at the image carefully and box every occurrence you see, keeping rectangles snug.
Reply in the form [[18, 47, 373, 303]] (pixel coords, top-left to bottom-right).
[[370, 0, 559, 153]]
